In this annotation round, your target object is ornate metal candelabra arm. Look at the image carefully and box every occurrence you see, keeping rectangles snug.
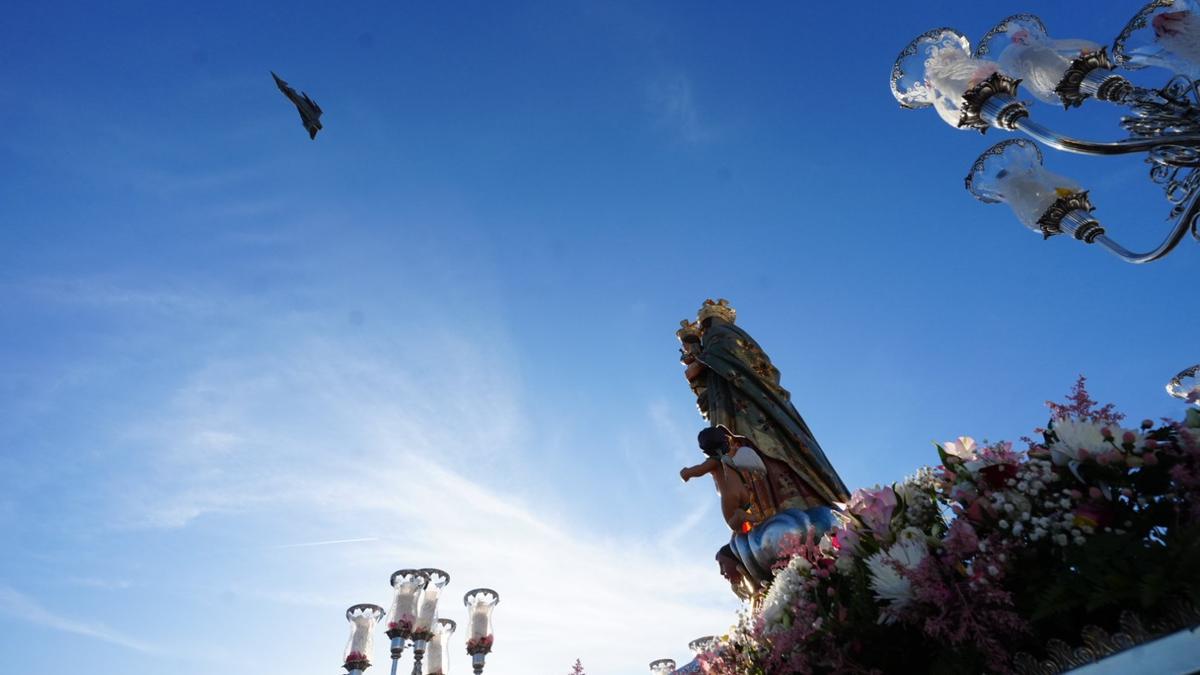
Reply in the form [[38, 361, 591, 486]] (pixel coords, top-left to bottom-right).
[[1078, 164, 1200, 263], [1011, 114, 1200, 158], [1089, 207, 1199, 263]]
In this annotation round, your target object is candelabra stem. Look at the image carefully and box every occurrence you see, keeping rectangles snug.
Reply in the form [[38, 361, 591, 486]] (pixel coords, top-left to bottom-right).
[[1094, 185, 1199, 263], [410, 651, 423, 675], [390, 659, 399, 675], [1013, 117, 1200, 156]]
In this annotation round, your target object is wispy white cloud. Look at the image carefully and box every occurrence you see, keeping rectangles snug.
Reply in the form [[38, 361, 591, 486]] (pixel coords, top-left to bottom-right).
[[97, 332, 737, 672], [0, 585, 156, 654]]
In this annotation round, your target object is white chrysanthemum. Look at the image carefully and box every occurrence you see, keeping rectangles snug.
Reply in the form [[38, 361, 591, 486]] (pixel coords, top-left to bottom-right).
[[1049, 418, 1109, 466], [759, 557, 808, 632], [866, 538, 927, 622]]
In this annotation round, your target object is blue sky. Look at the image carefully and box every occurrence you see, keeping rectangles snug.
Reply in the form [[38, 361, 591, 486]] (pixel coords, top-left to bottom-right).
[[1, 1, 1196, 673]]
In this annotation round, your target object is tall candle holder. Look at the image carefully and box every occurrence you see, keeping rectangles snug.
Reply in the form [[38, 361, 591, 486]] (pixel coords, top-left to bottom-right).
[[463, 588, 499, 674], [410, 569, 449, 675], [343, 604, 386, 675], [424, 619, 456, 675], [649, 658, 677, 675], [386, 569, 428, 675]]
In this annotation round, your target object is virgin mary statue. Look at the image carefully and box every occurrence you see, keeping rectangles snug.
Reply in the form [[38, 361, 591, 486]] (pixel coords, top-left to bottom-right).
[[678, 299, 850, 584]]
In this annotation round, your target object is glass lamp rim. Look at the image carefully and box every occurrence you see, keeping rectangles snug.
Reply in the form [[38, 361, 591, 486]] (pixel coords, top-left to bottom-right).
[[891, 27, 972, 109], [964, 138, 1045, 201], [974, 13, 1050, 59]]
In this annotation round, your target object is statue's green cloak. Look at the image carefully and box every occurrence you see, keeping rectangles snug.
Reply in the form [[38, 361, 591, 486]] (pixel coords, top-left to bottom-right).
[[697, 320, 850, 506]]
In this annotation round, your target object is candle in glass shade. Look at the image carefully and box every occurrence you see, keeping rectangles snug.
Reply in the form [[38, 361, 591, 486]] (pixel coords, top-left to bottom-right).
[[470, 604, 490, 639], [390, 578, 422, 623], [350, 616, 372, 657], [417, 584, 441, 631], [424, 640, 442, 673], [425, 620, 455, 675], [999, 168, 1081, 230], [924, 45, 999, 127]]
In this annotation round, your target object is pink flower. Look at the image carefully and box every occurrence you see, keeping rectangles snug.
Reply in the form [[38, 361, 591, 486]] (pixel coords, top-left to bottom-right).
[[943, 519, 979, 557], [847, 486, 897, 537]]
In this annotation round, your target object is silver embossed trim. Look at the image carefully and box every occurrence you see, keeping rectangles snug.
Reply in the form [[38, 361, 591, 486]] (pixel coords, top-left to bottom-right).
[[974, 13, 1049, 58]]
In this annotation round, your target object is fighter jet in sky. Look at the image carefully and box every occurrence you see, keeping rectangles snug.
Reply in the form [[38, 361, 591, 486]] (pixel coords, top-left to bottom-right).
[[271, 71, 323, 139]]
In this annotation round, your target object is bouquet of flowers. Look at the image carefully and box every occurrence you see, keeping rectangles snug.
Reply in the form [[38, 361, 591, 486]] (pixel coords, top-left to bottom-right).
[[466, 634, 495, 656], [698, 379, 1200, 674]]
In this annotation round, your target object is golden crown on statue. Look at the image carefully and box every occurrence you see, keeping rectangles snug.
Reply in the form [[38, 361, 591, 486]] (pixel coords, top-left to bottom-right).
[[697, 298, 736, 325], [676, 319, 702, 343]]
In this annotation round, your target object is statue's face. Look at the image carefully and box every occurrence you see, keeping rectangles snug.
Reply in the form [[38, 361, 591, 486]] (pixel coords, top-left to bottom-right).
[[717, 556, 742, 583]]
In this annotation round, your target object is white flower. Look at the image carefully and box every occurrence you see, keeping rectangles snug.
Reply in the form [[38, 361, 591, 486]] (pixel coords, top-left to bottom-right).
[[1049, 418, 1109, 465], [943, 436, 987, 472], [759, 555, 810, 632], [866, 538, 928, 621]]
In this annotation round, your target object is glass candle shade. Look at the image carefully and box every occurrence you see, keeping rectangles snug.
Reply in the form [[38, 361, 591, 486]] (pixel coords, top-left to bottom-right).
[[649, 658, 677, 675], [415, 568, 450, 635], [424, 619, 456, 675], [965, 139, 1084, 232], [1167, 365, 1200, 403], [463, 588, 499, 654], [1114, 0, 1200, 78], [688, 636, 716, 655], [387, 569, 428, 637], [892, 28, 1002, 128], [343, 604, 385, 670], [975, 14, 1102, 104]]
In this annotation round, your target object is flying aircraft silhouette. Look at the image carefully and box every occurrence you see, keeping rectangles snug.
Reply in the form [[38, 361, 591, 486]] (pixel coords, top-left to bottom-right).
[[271, 71, 323, 140]]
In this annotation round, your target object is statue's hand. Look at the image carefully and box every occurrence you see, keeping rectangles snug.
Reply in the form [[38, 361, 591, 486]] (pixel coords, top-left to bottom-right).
[[680, 467, 693, 482]]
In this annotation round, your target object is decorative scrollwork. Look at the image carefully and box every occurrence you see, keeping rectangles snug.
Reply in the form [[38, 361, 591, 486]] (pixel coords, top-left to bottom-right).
[[1112, 0, 1179, 68], [959, 72, 1023, 132], [974, 14, 1048, 58], [1012, 606, 1200, 675], [1037, 191, 1095, 239], [1121, 76, 1200, 143], [1150, 144, 1200, 166], [1054, 49, 1116, 109]]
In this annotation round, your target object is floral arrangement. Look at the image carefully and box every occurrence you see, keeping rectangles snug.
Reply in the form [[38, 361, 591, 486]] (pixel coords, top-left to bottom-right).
[[386, 614, 414, 636], [411, 627, 435, 642], [466, 634, 494, 655], [698, 379, 1200, 674], [343, 651, 369, 666]]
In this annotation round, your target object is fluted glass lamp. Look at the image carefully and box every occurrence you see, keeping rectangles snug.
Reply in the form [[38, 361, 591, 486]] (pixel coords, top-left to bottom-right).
[[464, 588, 499, 674], [891, 28, 1004, 129], [1168, 365, 1200, 404], [965, 139, 1097, 240], [386, 569, 428, 662], [688, 636, 715, 655], [343, 604, 386, 674], [649, 658, 677, 675], [424, 619, 456, 675], [975, 14, 1103, 106], [1114, 0, 1200, 78]]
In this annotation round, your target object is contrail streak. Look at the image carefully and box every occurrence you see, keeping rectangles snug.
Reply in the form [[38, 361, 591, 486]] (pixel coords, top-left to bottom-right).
[[270, 537, 379, 549]]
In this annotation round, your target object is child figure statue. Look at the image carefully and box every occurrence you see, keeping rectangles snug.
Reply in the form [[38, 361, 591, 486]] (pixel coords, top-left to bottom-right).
[[682, 425, 835, 585]]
